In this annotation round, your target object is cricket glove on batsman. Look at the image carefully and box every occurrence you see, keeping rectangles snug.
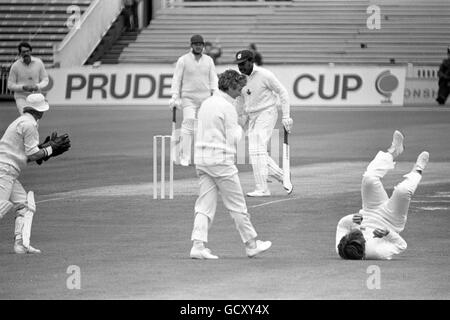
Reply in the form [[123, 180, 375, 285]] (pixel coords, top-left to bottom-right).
[[282, 117, 293, 133], [169, 95, 181, 110], [36, 132, 71, 165]]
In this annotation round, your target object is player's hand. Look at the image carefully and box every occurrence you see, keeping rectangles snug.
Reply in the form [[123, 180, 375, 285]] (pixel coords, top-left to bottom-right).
[[352, 213, 363, 225], [373, 228, 389, 238], [22, 85, 33, 92], [169, 97, 181, 110], [282, 117, 293, 133]]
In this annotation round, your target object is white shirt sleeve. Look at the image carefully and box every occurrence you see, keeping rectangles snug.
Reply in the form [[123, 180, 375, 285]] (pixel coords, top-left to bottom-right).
[[7, 63, 24, 92], [170, 57, 184, 98], [335, 214, 354, 254], [224, 104, 243, 145], [266, 71, 290, 119], [364, 230, 407, 260], [36, 60, 49, 90], [18, 120, 40, 156], [209, 60, 218, 94]]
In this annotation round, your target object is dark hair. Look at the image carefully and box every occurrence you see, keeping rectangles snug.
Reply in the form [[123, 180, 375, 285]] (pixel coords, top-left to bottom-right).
[[218, 69, 247, 91], [338, 230, 366, 260], [249, 43, 257, 50], [18, 42, 32, 53]]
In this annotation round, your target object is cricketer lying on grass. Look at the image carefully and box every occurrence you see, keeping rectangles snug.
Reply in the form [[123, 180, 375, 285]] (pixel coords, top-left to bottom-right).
[[0, 93, 71, 254], [336, 130, 429, 260]]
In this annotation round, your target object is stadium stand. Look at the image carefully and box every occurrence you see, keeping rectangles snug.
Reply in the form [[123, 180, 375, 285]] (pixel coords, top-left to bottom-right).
[[0, 0, 92, 68], [104, 0, 450, 66]]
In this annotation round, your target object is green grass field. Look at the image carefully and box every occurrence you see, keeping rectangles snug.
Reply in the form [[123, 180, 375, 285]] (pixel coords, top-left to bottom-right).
[[0, 102, 449, 300]]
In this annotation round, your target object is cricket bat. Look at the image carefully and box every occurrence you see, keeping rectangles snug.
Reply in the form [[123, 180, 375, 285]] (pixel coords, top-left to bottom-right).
[[282, 128, 290, 189], [171, 107, 180, 165]]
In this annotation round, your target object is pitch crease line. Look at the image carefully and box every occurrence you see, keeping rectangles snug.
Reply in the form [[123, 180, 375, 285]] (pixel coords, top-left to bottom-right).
[[249, 197, 300, 208], [36, 197, 67, 204]]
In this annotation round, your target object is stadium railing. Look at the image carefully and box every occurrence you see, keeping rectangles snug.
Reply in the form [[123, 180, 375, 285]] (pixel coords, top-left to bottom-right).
[[53, 0, 123, 67]]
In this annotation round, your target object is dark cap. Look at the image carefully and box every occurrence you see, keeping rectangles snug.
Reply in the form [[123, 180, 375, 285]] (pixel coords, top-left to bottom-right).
[[234, 50, 254, 64], [190, 34, 204, 44]]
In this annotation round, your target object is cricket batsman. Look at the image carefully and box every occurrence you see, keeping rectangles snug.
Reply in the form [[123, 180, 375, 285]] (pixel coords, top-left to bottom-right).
[[169, 34, 218, 166], [0, 93, 71, 254], [336, 131, 429, 260], [234, 50, 293, 197], [190, 70, 272, 259]]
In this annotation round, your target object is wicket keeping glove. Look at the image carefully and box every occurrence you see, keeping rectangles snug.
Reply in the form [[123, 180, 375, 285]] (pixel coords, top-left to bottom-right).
[[36, 132, 71, 165]]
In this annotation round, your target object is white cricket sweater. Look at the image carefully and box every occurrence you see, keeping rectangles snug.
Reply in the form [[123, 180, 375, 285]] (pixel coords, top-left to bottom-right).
[[7, 56, 49, 100], [236, 65, 290, 118], [0, 113, 40, 171], [335, 214, 407, 260], [170, 51, 218, 101], [194, 91, 243, 166]]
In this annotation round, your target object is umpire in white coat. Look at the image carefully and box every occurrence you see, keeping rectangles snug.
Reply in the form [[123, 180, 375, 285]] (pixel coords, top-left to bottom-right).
[[189, 70, 272, 260]]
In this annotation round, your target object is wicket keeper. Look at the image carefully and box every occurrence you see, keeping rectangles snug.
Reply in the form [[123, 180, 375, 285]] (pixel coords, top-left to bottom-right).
[[0, 94, 70, 254], [190, 70, 272, 260], [336, 131, 429, 260]]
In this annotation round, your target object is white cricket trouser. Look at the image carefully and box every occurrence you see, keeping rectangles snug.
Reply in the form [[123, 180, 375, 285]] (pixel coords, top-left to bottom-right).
[[192, 164, 258, 243], [248, 107, 282, 191], [0, 164, 30, 238], [15, 97, 27, 115], [360, 151, 422, 233]]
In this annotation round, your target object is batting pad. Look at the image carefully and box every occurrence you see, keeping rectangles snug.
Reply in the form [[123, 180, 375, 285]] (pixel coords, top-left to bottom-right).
[[0, 200, 13, 219], [22, 191, 36, 248]]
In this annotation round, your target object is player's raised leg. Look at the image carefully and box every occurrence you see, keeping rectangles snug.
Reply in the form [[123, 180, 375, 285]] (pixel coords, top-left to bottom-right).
[[361, 130, 404, 210], [384, 151, 429, 233]]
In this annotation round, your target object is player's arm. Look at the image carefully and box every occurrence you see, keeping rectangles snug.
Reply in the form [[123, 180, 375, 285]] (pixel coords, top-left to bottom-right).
[[27, 147, 52, 162], [266, 73, 292, 132], [209, 61, 219, 95], [7, 64, 25, 92], [36, 60, 49, 90], [19, 122, 50, 162], [234, 96, 248, 129], [365, 229, 407, 260], [224, 103, 243, 144], [170, 57, 184, 106], [335, 214, 357, 253]]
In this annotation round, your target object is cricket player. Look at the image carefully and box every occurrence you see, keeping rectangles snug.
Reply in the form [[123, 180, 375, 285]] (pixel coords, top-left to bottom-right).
[[234, 50, 293, 197], [336, 131, 429, 260], [169, 34, 218, 166], [0, 94, 70, 254], [7, 42, 49, 114], [190, 70, 272, 260]]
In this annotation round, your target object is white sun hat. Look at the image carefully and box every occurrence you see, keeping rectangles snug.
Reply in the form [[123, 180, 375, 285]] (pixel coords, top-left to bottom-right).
[[25, 93, 49, 112]]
